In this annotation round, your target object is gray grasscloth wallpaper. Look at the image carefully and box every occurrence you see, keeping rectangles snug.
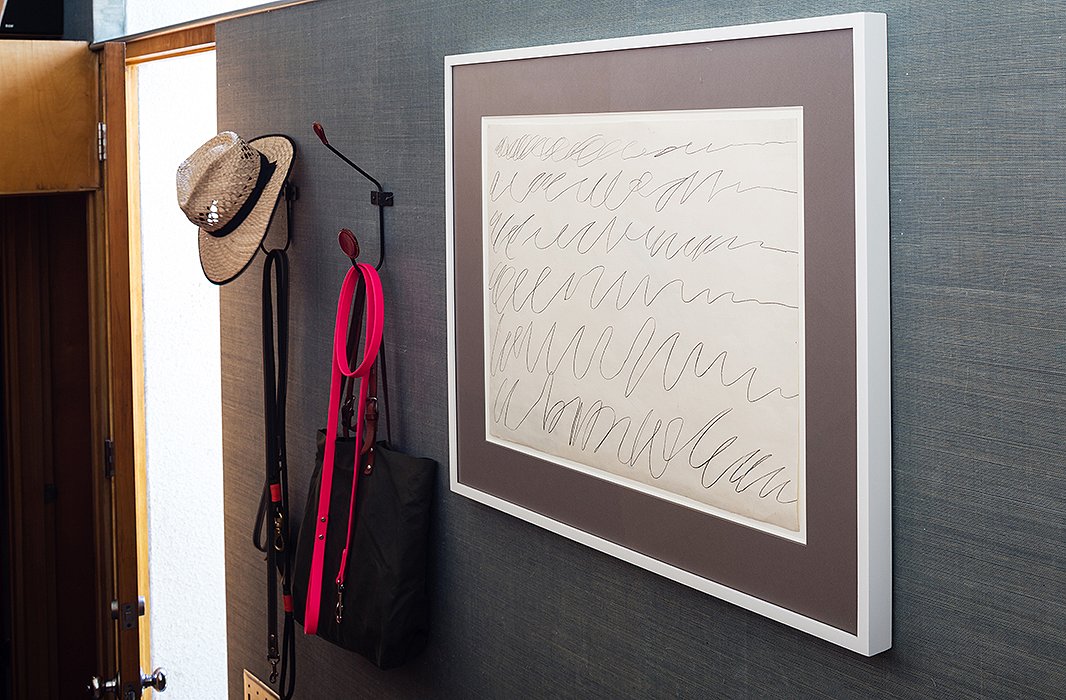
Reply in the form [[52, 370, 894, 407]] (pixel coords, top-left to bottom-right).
[[62, 0, 93, 41], [216, 1, 1066, 698]]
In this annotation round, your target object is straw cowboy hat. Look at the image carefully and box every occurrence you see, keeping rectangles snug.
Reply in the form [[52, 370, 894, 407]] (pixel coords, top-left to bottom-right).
[[176, 131, 295, 284]]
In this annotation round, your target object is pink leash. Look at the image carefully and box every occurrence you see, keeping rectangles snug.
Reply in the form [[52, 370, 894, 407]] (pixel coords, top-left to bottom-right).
[[304, 262, 383, 634]]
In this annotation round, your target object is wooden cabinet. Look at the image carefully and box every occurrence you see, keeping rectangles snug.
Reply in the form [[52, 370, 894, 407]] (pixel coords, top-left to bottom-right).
[[0, 40, 99, 194]]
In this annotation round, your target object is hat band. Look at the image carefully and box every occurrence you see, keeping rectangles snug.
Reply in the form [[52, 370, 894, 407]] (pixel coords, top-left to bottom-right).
[[205, 153, 278, 239]]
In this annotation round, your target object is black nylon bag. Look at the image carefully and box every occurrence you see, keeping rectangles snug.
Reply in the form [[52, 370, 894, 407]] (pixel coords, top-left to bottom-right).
[[293, 431, 436, 669]]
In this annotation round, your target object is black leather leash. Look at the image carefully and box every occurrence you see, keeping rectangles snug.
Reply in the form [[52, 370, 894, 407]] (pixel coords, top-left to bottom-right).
[[253, 247, 296, 699]]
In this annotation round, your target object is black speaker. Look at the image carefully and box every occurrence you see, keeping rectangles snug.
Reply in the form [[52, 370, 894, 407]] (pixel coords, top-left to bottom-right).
[[0, 0, 63, 38]]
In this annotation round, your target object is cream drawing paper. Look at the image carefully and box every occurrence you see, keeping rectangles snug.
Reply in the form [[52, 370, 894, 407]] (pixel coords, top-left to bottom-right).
[[482, 108, 806, 539]]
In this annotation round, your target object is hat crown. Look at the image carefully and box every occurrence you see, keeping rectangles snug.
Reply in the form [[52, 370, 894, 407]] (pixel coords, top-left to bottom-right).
[[176, 131, 265, 233]]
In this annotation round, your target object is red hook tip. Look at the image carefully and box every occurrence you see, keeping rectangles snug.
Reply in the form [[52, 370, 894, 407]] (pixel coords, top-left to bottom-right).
[[312, 122, 329, 146]]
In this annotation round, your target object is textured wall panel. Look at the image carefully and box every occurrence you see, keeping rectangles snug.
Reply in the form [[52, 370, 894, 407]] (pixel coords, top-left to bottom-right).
[[217, 1, 1066, 698], [62, 0, 93, 41]]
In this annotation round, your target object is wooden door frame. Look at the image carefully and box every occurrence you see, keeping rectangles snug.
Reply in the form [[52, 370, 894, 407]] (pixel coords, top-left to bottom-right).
[[120, 33, 220, 682], [95, 40, 142, 699], [92, 25, 221, 698]]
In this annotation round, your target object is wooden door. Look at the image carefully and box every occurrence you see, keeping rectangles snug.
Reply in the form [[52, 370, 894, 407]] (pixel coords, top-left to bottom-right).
[[0, 39, 144, 699]]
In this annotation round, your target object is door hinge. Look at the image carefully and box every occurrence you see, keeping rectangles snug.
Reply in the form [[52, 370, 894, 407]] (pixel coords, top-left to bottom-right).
[[97, 122, 107, 161], [104, 438, 115, 479]]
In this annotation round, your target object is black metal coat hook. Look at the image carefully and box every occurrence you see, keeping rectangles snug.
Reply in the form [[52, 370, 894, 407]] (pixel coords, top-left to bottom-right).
[[313, 122, 392, 269], [260, 182, 299, 254]]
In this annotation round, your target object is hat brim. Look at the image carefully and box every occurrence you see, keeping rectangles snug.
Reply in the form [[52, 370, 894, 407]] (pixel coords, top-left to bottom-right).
[[197, 134, 295, 285]]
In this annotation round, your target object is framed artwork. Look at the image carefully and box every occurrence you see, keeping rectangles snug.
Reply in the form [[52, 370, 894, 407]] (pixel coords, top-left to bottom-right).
[[445, 12, 890, 655]]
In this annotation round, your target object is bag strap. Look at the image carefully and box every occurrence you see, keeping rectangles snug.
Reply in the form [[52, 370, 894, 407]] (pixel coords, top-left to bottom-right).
[[255, 249, 296, 699], [303, 263, 383, 635], [340, 273, 389, 448], [377, 337, 393, 445]]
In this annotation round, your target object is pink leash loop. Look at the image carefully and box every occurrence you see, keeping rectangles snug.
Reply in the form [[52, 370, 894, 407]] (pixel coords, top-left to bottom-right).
[[304, 263, 383, 634]]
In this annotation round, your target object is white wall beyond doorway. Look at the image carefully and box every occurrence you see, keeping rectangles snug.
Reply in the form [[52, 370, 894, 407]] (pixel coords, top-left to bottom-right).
[[135, 50, 227, 700]]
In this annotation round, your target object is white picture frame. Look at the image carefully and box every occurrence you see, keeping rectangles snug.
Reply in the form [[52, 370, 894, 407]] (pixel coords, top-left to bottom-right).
[[445, 12, 890, 655]]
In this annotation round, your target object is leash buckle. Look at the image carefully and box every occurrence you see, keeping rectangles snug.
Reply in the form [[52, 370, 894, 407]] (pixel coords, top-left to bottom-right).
[[268, 633, 280, 683], [273, 512, 286, 552], [335, 583, 345, 623]]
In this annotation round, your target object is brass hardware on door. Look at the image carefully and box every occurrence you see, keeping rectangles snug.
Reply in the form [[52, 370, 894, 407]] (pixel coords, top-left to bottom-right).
[[87, 675, 118, 698], [94, 599, 154, 697], [142, 668, 167, 692], [110, 596, 146, 630], [87, 667, 166, 698]]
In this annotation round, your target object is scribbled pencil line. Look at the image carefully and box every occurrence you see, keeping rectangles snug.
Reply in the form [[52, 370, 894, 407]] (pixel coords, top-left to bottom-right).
[[708, 182, 797, 202], [490, 371, 798, 504], [487, 262, 799, 315], [492, 133, 646, 167], [487, 211, 799, 262], [488, 313, 798, 403], [490, 131, 797, 167], [646, 139, 798, 158], [487, 166, 796, 214]]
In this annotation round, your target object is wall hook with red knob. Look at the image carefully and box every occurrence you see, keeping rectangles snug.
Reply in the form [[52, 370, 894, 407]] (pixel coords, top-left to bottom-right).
[[313, 121, 392, 270]]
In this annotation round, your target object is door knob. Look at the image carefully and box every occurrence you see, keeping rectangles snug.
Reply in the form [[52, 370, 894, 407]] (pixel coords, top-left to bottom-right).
[[142, 668, 167, 692], [87, 675, 119, 698]]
